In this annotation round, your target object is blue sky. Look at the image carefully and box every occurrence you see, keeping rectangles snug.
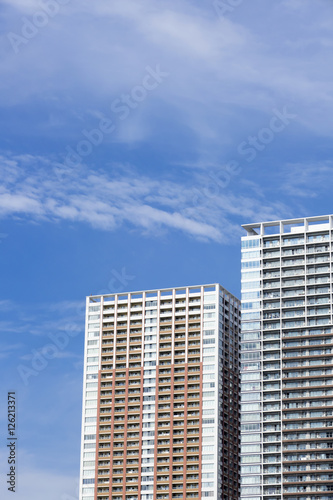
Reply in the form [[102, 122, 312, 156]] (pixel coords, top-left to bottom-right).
[[0, 0, 333, 498]]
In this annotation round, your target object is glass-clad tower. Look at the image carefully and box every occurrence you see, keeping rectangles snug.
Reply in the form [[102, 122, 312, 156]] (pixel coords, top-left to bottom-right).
[[79, 284, 241, 500], [241, 215, 333, 500]]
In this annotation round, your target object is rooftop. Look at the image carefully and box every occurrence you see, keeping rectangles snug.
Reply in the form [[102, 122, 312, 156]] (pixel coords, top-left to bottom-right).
[[242, 214, 333, 237], [88, 283, 240, 303]]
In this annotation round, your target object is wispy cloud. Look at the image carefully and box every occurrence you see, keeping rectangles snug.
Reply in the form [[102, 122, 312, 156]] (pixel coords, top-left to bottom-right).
[[0, 152, 294, 242], [0, 297, 84, 338], [1, 0, 333, 151], [278, 161, 333, 198], [0, 342, 23, 360], [0, 299, 15, 311]]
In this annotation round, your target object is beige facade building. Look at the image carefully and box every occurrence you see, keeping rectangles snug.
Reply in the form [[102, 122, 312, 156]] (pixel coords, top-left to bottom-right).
[[79, 284, 241, 500]]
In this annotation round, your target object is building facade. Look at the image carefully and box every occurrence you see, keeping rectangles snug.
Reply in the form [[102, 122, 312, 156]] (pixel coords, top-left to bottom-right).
[[241, 215, 333, 500], [79, 284, 241, 500]]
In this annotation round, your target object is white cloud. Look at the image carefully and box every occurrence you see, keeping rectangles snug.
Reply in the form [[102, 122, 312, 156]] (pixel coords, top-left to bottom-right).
[[278, 161, 333, 198], [0, 342, 23, 359], [1, 0, 333, 148], [0, 297, 85, 339], [0, 192, 42, 215], [0, 153, 293, 242], [0, 299, 15, 311], [0, 3, 331, 239]]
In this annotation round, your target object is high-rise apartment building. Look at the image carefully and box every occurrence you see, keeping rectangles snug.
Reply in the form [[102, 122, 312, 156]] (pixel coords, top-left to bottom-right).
[[241, 214, 333, 500], [79, 284, 241, 500]]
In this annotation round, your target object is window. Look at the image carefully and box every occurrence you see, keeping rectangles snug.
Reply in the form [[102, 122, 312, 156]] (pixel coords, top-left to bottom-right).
[[242, 434, 261, 443], [241, 382, 260, 391], [202, 463, 214, 470], [241, 352, 260, 361], [241, 413, 260, 422], [242, 239, 261, 249], [203, 338, 215, 345], [242, 342, 260, 350], [242, 250, 261, 259], [241, 423, 260, 432], [242, 392, 260, 402], [242, 281, 261, 290], [242, 291, 261, 300], [241, 444, 261, 453], [241, 465, 261, 474], [241, 475, 260, 484], [241, 372, 261, 381], [241, 362, 260, 371], [242, 322, 261, 331], [242, 261, 260, 269], [242, 403, 260, 411], [242, 301, 261, 310], [242, 311, 261, 320], [242, 271, 261, 280], [241, 454, 261, 463]]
